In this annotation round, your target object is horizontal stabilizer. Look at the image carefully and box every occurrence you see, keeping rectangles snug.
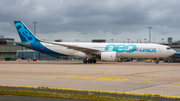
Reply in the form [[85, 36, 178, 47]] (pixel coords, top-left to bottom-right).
[[6, 40, 30, 47]]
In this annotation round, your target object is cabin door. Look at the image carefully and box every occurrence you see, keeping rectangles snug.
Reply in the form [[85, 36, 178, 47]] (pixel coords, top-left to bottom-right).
[[158, 46, 162, 52]]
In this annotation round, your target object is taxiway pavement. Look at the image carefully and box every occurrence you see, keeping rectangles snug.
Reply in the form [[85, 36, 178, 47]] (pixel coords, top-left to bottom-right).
[[0, 61, 180, 98]]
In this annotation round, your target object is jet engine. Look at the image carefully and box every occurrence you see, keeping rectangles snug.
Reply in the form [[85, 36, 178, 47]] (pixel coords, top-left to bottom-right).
[[101, 51, 117, 61]]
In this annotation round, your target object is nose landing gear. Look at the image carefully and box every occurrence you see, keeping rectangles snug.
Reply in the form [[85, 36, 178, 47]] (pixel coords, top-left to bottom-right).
[[155, 58, 159, 64]]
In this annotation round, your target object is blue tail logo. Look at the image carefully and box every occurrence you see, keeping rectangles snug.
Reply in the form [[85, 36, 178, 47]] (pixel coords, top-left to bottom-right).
[[14, 21, 35, 43]]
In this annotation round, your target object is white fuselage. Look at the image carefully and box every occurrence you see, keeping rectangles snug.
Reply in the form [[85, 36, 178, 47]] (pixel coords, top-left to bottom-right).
[[40, 42, 176, 58]]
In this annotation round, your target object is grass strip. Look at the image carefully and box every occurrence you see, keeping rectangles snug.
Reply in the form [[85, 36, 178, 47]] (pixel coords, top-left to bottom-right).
[[1, 85, 180, 99], [0, 88, 150, 101]]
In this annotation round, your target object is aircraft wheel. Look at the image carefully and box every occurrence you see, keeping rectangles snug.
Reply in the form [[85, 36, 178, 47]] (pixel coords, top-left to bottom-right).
[[83, 60, 87, 63], [92, 59, 96, 63], [88, 59, 92, 63], [155, 60, 159, 64]]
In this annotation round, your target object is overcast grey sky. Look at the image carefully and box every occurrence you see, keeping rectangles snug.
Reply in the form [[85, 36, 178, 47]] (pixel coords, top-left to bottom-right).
[[0, 0, 180, 43]]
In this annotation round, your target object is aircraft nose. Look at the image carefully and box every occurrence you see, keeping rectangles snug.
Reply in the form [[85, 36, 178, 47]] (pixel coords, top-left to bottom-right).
[[172, 49, 176, 54]]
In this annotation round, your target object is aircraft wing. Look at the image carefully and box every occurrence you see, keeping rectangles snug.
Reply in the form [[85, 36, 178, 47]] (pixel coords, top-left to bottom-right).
[[42, 42, 101, 55]]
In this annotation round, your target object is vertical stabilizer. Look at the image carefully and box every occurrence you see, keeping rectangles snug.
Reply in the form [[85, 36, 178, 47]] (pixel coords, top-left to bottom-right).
[[14, 21, 40, 43]]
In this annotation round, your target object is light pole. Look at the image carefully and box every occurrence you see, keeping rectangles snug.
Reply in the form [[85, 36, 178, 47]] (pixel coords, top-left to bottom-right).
[[147, 27, 153, 43], [111, 39, 113, 43], [75, 39, 79, 42], [127, 39, 130, 43], [161, 38, 164, 44], [144, 38, 147, 43], [33, 22, 37, 59], [33, 22, 37, 35]]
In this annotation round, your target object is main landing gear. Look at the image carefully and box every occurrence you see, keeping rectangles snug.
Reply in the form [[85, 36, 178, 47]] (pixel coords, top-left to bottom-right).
[[83, 59, 87, 63], [83, 58, 96, 63]]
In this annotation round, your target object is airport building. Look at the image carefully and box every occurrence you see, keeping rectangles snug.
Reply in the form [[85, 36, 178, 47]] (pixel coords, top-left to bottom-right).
[[17, 50, 69, 61], [0, 45, 23, 61], [0, 36, 23, 61], [92, 39, 106, 43]]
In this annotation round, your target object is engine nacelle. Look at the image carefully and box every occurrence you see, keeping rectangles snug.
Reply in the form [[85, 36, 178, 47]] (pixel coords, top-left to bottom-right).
[[101, 52, 117, 61]]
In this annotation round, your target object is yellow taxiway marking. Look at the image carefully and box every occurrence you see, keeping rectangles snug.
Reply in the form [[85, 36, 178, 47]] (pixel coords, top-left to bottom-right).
[[106, 69, 180, 78], [1, 75, 180, 85], [0, 84, 180, 99], [120, 80, 180, 85], [98, 78, 128, 81], [67, 76, 95, 80]]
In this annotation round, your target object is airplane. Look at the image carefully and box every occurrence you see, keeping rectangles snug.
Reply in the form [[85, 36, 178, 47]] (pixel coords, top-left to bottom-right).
[[10, 21, 176, 64]]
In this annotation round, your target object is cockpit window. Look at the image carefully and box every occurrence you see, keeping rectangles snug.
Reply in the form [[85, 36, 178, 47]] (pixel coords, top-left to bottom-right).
[[167, 47, 171, 50]]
